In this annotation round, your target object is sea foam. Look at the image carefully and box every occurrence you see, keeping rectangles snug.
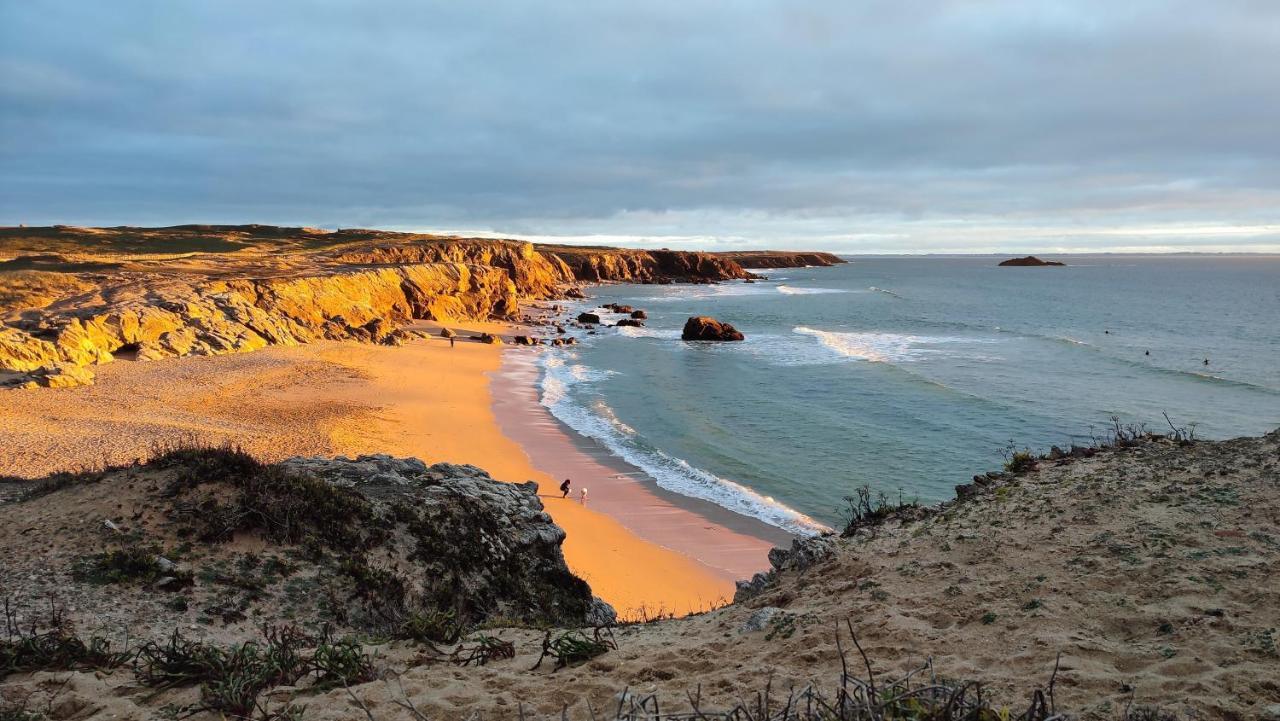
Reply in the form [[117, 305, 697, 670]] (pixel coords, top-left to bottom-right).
[[537, 353, 831, 535], [793, 327, 999, 364], [776, 285, 850, 295]]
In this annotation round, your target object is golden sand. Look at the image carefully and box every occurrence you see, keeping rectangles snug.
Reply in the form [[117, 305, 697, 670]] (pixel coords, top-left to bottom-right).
[[0, 325, 778, 616]]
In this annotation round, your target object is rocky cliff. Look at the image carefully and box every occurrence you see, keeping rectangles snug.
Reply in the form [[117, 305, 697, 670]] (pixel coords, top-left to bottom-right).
[[0, 225, 839, 387], [1, 263, 516, 383], [714, 250, 846, 268], [328, 237, 575, 298], [540, 245, 756, 283]]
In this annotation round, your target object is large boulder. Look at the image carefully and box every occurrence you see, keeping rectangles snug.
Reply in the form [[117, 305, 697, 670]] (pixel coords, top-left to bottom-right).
[[681, 316, 745, 341], [577, 312, 601, 324], [630, 310, 647, 319]]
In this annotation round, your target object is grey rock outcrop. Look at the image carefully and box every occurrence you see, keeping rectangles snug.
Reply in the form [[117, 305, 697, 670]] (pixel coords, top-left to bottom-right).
[[734, 533, 837, 602], [280, 454, 616, 627]]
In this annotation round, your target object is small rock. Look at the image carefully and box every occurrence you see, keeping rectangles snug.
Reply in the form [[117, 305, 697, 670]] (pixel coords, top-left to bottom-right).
[[740, 607, 785, 633]]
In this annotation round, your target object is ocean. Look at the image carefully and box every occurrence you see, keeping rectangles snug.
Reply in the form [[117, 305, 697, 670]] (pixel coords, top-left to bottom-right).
[[537, 255, 1280, 534]]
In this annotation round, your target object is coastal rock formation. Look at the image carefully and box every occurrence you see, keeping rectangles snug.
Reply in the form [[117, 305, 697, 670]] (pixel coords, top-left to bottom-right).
[[682, 316, 745, 341], [330, 237, 574, 298], [543, 245, 756, 284], [715, 251, 846, 269], [998, 255, 1065, 266], [615, 318, 644, 328], [577, 312, 602, 324], [279, 454, 616, 627], [0, 225, 840, 387], [630, 310, 647, 319], [0, 263, 517, 382], [734, 534, 837, 602], [0, 447, 613, 643]]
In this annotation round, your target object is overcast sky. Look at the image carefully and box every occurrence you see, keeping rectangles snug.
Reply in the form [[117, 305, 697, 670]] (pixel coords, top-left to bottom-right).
[[2, 1, 1278, 252]]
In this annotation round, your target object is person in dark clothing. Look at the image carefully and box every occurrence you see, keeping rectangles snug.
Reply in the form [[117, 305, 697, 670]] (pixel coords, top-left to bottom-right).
[[559, 478, 571, 498]]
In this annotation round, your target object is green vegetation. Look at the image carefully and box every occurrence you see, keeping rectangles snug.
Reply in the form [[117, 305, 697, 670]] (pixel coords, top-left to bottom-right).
[[135, 626, 372, 717], [840, 485, 919, 537], [532, 628, 616, 670], [71, 545, 192, 588]]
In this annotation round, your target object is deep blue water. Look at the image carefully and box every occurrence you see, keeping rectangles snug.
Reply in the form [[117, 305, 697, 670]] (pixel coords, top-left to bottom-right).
[[538, 256, 1280, 533]]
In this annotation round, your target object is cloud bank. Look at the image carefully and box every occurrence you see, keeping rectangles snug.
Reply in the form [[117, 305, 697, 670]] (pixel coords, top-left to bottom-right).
[[2, 1, 1278, 252]]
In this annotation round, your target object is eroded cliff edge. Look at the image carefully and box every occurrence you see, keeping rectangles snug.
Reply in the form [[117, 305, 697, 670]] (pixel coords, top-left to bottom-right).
[[0, 224, 838, 386]]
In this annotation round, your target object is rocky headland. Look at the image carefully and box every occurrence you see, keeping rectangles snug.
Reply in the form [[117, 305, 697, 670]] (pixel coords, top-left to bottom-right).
[[0, 225, 834, 388], [715, 250, 846, 269]]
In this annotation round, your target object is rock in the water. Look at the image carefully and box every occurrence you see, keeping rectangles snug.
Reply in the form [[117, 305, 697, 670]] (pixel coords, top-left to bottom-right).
[[615, 318, 644, 328], [681, 316, 745, 341], [513, 335, 540, 346], [630, 310, 647, 319], [998, 256, 1065, 267], [577, 312, 601, 324]]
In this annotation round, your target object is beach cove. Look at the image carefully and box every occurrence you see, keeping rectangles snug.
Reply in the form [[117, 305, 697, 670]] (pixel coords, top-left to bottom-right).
[[0, 319, 786, 617]]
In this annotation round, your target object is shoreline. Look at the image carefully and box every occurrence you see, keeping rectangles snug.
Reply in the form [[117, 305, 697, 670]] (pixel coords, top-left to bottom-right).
[[0, 321, 776, 617], [490, 349, 793, 580]]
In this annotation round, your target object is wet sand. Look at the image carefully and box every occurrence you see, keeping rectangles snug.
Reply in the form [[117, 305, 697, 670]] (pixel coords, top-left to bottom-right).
[[492, 350, 791, 580]]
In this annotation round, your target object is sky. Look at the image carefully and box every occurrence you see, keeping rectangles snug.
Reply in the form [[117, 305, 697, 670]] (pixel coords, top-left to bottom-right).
[[2, 1, 1279, 253]]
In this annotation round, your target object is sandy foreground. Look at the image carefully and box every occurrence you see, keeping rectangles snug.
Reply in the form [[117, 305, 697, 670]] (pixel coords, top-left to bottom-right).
[[0, 324, 782, 617]]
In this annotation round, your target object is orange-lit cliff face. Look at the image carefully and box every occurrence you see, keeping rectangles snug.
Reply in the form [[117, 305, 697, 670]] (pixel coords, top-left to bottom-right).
[[0, 224, 834, 386]]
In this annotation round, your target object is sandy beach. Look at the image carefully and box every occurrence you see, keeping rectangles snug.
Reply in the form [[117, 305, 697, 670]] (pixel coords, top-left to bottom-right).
[[0, 325, 781, 617]]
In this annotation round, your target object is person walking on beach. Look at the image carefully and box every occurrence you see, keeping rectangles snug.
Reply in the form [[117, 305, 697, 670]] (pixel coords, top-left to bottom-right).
[[579, 487, 589, 505], [559, 478, 571, 498], [449, 335, 455, 349]]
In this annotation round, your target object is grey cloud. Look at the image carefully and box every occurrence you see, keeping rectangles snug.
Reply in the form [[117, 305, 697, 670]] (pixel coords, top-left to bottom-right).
[[1, 0, 1278, 251]]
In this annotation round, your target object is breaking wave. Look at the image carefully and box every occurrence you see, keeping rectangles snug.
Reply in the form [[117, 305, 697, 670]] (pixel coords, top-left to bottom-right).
[[793, 326, 999, 364], [537, 354, 830, 535], [776, 285, 850, 295]]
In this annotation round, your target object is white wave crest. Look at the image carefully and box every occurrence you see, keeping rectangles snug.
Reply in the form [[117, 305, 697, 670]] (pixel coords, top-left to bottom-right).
[[777, 285, 849, 295], [537, 355, 829, 535], [793, 327, 998, 364], [616, 325, 681, 340]]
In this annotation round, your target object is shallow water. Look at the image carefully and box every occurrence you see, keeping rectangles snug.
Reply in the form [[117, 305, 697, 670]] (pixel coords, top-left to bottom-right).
[[538, 255, 1280, 532]]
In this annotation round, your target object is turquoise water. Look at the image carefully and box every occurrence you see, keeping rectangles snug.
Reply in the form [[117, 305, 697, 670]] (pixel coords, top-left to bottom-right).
[[538, 256, 1280, 533]]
